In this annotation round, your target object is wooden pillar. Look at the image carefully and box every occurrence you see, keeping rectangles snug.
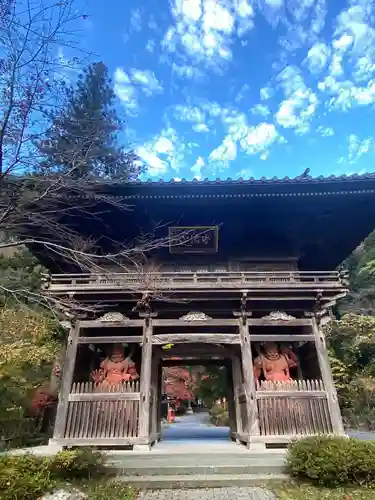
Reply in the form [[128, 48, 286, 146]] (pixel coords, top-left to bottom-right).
[[156, 361, 163, 438], [231, 355, 243, 437], [52, 321, 80, 441], [150, 350, 160, 441], [225, 361, 236, 438], [238, 316, 260, 444], [312, 316, 345, 435], [138, 315, 153, 446]]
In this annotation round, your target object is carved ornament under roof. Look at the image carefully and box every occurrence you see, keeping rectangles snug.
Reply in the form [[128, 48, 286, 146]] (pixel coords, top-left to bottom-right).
[[261, 311, 296, 321], [179, 311, 212, 321], [98, 312, 129, 323]]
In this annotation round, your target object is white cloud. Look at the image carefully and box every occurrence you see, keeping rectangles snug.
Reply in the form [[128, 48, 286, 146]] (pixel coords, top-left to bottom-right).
[[251, 104, 270, 117], [136, 128, 185, 176], [329, 53, 344, 77], [130, 69, 163, 96], [146, 40, 155, 53], [137, 147, 168, 176], [234, 0, 254, 36], [209, 137, 237, 162], [193, 123, 210, 133], [162, 0, 241, 70], [235, 167, 253, 178], [113, 68, 138, 114], [348, 134, 373, 163], [276, 66, 318, 133], [317, 126, 334, 137], [305, 42, 330, 74], [130, 8, 142, 32], [265, 0, 283, 6], [317, 75, 375, 109], [276, 89, 318, 133], [174, 104, 205, 123], [179, 0, 202, 21], [332, 34, 353, 51], [191, 156, 204, 179], [260, 86, 274, 100], [154, 137, 174, 154], [172, 63, 205, 81], [335, 5, 375, 56], [353, 56, 375, 82], [235, 83, 250, 103], [240, 123, 283, 155]]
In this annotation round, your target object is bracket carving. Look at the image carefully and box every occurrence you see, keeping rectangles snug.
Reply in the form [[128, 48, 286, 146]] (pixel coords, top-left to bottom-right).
[[99, 312, 129, 323], [261, 311, 296, 321], [179, 311, 212, 321]]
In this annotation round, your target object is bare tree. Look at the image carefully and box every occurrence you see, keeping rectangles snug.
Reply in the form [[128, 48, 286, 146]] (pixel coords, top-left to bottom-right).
[[0, 1, 212, 314]]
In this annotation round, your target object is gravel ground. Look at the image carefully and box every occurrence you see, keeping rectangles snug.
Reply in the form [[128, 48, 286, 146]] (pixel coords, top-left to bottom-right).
[[137, 487, 278, 500]]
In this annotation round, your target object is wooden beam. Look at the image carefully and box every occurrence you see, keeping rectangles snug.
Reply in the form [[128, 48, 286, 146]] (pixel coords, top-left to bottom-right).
[[152, 334, 240, 344], [53, 322, 80, 439], [78, 336, 142, 344], [312, 317, 345, 435], [248, 319, 312, 326], [239, 317, 260, 438], [52, 437, 148, 446], [152, 319, 238, 327], [138, 317, 153, 440], [68, 392, 141, 402], [255, 391, 326, 399], [79, 320, 144, 328], [162, 358, 226, 367], [250, 334, 314, 342]]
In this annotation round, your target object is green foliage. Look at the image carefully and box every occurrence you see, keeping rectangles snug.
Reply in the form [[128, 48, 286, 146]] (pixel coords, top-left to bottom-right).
[[0, 249, 45, 306], [340, 230, 375, 314], [83, 481, 135, 500], [272, 481, 374, 500], [325, 314, 375, 428], [50, 448, 107, 479], [195, 365, 228, 408], [38, 61, 143, 180], [209, 404, 230, 427], [0, 454, 53, 500], [0, 449, 107, 500], [287, 436, 375, 487], [0, 300, 61, 448]]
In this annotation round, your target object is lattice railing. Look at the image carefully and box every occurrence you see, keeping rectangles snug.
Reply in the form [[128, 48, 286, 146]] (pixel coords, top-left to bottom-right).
[[46, 270, 346, 291], [64, 381, 140, 440]]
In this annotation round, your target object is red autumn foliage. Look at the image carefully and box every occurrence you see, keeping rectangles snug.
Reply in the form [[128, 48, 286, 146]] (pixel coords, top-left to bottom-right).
[[31, 384, 56, 415], [163, 365, 198, 402]]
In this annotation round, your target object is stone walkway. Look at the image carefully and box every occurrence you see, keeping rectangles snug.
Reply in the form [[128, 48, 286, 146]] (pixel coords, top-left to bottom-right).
[[137, 487, 277, 499]]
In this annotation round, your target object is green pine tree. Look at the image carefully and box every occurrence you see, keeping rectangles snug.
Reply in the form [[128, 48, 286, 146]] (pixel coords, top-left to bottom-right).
[[38, 61, 143, 180]]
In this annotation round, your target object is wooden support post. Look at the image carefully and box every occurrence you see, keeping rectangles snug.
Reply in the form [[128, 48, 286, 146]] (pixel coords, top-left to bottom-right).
[[137, 316, 154, 448], [231, 355, 243, 438], [312, 316, 344, 435], [156, 361, 163, 438], [150, 350, 160, 442], [225, 361, 236, 438], [238, 316, 261, 448], [52, 321, 80, 441]]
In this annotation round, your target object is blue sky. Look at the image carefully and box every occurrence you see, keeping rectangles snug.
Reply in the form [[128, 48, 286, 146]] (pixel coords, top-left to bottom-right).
[[78, 0, 375, 180]]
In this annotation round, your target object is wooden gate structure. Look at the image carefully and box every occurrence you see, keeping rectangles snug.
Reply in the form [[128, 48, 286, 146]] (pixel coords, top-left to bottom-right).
[[41, 174, 375, 450]]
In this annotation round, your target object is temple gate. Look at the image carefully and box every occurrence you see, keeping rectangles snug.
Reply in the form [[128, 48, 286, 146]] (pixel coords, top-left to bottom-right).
[[39, 174, 375, 450]]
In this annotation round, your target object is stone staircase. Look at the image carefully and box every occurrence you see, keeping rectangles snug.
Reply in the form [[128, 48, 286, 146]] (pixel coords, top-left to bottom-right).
[[106, 447, 288, 489]]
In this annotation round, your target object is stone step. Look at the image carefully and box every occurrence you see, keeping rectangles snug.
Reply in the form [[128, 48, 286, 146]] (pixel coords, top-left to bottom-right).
[[116, 473, 289, 489], [112, 463, 286, 476]]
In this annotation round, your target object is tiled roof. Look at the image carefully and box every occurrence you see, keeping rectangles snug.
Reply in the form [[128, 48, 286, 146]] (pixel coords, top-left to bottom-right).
[[129, 172, 375, 186]]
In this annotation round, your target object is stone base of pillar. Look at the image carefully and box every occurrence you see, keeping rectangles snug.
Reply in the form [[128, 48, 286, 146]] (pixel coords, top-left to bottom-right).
[[133, 444, 152, 452], [247, 441, 266, 451]]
